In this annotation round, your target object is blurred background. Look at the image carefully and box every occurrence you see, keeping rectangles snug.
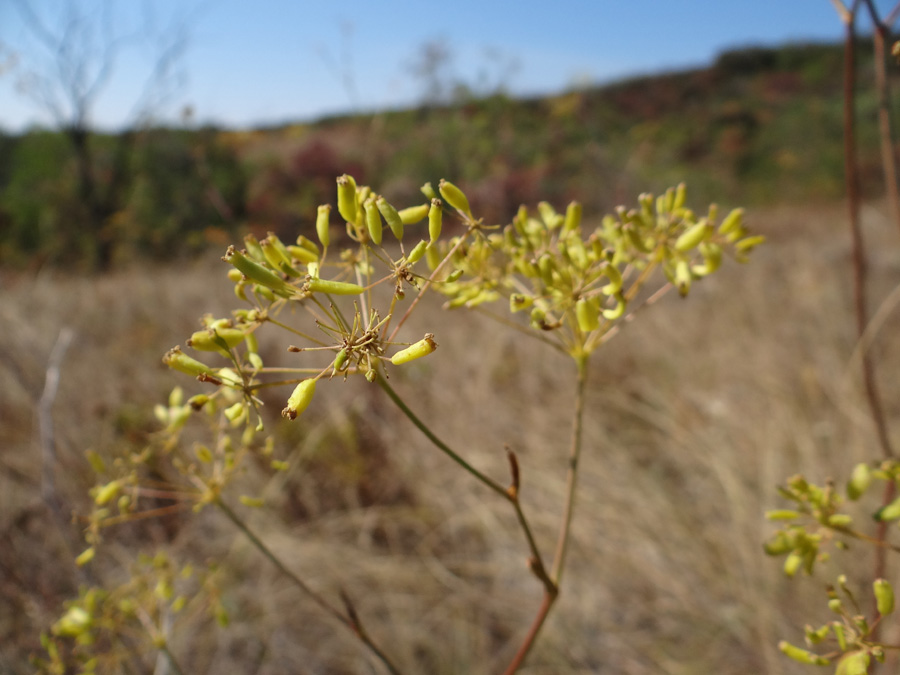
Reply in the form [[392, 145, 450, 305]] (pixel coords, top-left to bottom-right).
[[2, 1, 900, 673]]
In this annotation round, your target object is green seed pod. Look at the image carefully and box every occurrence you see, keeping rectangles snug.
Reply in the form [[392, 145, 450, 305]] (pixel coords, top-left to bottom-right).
[[674, 259, 692, 297], [624, 225, 651, 253], [261, 237, 301, 277], [439, 179, 471, 216], [718, 207, 744, 235], [765, 510, 801, 520], [306, 278, 365, 295], [538, 201, 557, 227], [428, 198, 443, 243], [673, 183, 687, 210], [602, 293, 626, 320], [286, 245, 318, 265], [282, 379, 317, 420], [778, 641, 829, 666], [576, 296, 600, 333], [674, 219, 710, 252], [445, 269, 463, 282], [763, 531, 792, 555], [832, 622, 847, 651], [364, 198, 383, 245], [836, 651, 871, 675], [510, 293, 533, 313], [827, 514, 853, 527], [563, 201, 582, 233], [333, 348, 349, 374], [188, 327, 246, 352], [875, 495, 900, 521], [875, 578, 895, 616], [163, 347, 215, 377], [296, 235, 320, 255], [391, 333, 438, 365], [223, 246, 295, 297], [601, 263, 623, 295], [846, 462, 872, 500], [336, 174, 358, 224], [316, 204, 332, 248], [421, 181, 438, 200], [239, 495, 264, 508], [75, 547, 95, 567], [94, 479, 123, 506], [376, 196, 405, 240], [735, 235, 766, 253], [407, 240, 428, 264], [828, 598, 843, 613], [691, 241, 722, 277], [783, 550, 803, 577], [398, 203, 429, 226], [243, 233, 265, 261], [804, 624, 830, 644], [425, 241, 442, 270], [54, 606, 92, 638]]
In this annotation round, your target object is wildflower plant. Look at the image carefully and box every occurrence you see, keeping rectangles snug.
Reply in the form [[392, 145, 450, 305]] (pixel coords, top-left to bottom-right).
[[38, 174, 760, 674]]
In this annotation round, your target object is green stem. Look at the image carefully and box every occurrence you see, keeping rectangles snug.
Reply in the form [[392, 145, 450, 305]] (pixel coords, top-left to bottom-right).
[[215, 498, 403, 675], [375, 374, 508, 498], [550, 354, 588, 583]]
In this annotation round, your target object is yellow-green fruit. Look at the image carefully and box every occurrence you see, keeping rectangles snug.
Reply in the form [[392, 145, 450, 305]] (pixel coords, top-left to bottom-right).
[[836, 651, 870, 675], [575, 296, 600, 332], [718, 207, 744, 235], [875, 578, 895, 616], [243, 233, 265, 261], [365, 198, 383, 245], [223, 246, 295, 297], [778, 641, 830, 666], [306, 278, 365, 295], [316, 204, 332, 247], [188, 327, 246, 352], [336, 174, 359, 224], [876, 495, 900, 521], [282, 379, 317, 420], [391, 333, 438, 365], [846, 462, 872, 500], [287, 245, 318, 264], [563, 201, 582, 233], [428, 198, 443, 243], [163, 347, 214, 377], [438, 179, 471, 216], [407, 240, 428, 264], [377, 197, 405, 240], [398, 203, 429, 226], [421, 181, 438, 200], [674, 220, 710, 252]]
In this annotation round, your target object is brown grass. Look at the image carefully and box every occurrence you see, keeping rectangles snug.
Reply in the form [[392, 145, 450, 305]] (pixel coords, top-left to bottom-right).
[[2, 200, 899, 673]]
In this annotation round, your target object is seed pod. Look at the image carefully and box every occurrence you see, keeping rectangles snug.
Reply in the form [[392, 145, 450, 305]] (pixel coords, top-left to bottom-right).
[[674, 219, 710, 252], [691, 241, 722, 277], [75, 547, 95, 567], [163, 347, 215, 377], [601, 263, 623, 295], [538, 201, 557, 227], [602, 293, 626, 320], [510, 293, 533, 313], [428, 198, 443, 243], [735, 235, 766, 253], [425, 241, 442, 270], [765, 510, 801, 520], [364, 198, 383, 245], [563, 201, 582, 233], [54, 606, 92, 638], [239, 496, 264, 508], [296, 235, 320, 255], [287, 245, 318, 264], [875, 495, 900, 521], [718, 207, 744, 235], [674, 259, 692, 296], [261, 237, 301, 277], [439, 179, 471, 216], [778, 641, 829, 666], [188, 327, 246, 352], [576, 296, 600, 333], [316, 204, 332, 247], [407, 240, 428, 264], [333, 348, 349, 374], [95, 479, 123, 506], [223, 246, 295, 297], [827, 514, 853, 527], [243, 233, 265, 261], [376, 196, 405, 240], [336, 174, 359, 224], [421, 181, 438, 200], [306, 278, 365, 295], [875, 578, 895, 616], [398, 203, 429, 226], [624, 225, 651, 253], [804, 624, 830, 644], [391, 333, 438, 365], [846, 462, 872, 500], [763, 531, 792, 555], [282, 379, 317, 420], [836, 651, 870, 675], [783, 550, 803, 577], [673, 183, 687, 210]]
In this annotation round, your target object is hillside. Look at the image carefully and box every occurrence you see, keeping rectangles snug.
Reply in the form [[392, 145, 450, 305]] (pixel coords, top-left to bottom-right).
[[0, 40, 893, 268]]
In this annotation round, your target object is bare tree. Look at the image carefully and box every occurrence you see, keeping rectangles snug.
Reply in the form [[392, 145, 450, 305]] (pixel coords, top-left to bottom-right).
[[4, 0, 190, 269]]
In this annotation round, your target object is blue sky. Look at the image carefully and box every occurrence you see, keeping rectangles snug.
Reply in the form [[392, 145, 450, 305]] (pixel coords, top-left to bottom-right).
[[0, 0, 895, 132]]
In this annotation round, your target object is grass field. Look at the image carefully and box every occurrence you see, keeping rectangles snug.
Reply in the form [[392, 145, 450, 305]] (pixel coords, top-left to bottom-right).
[[2, 199, 899, 673]]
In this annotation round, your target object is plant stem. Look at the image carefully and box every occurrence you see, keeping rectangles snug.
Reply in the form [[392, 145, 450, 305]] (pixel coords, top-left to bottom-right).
[[161, 645, 187, 675], [503, 354, 589, 674], [375, 374, 509, 498], [550, 354, 588, 584], [215, 498, 403, 675]]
